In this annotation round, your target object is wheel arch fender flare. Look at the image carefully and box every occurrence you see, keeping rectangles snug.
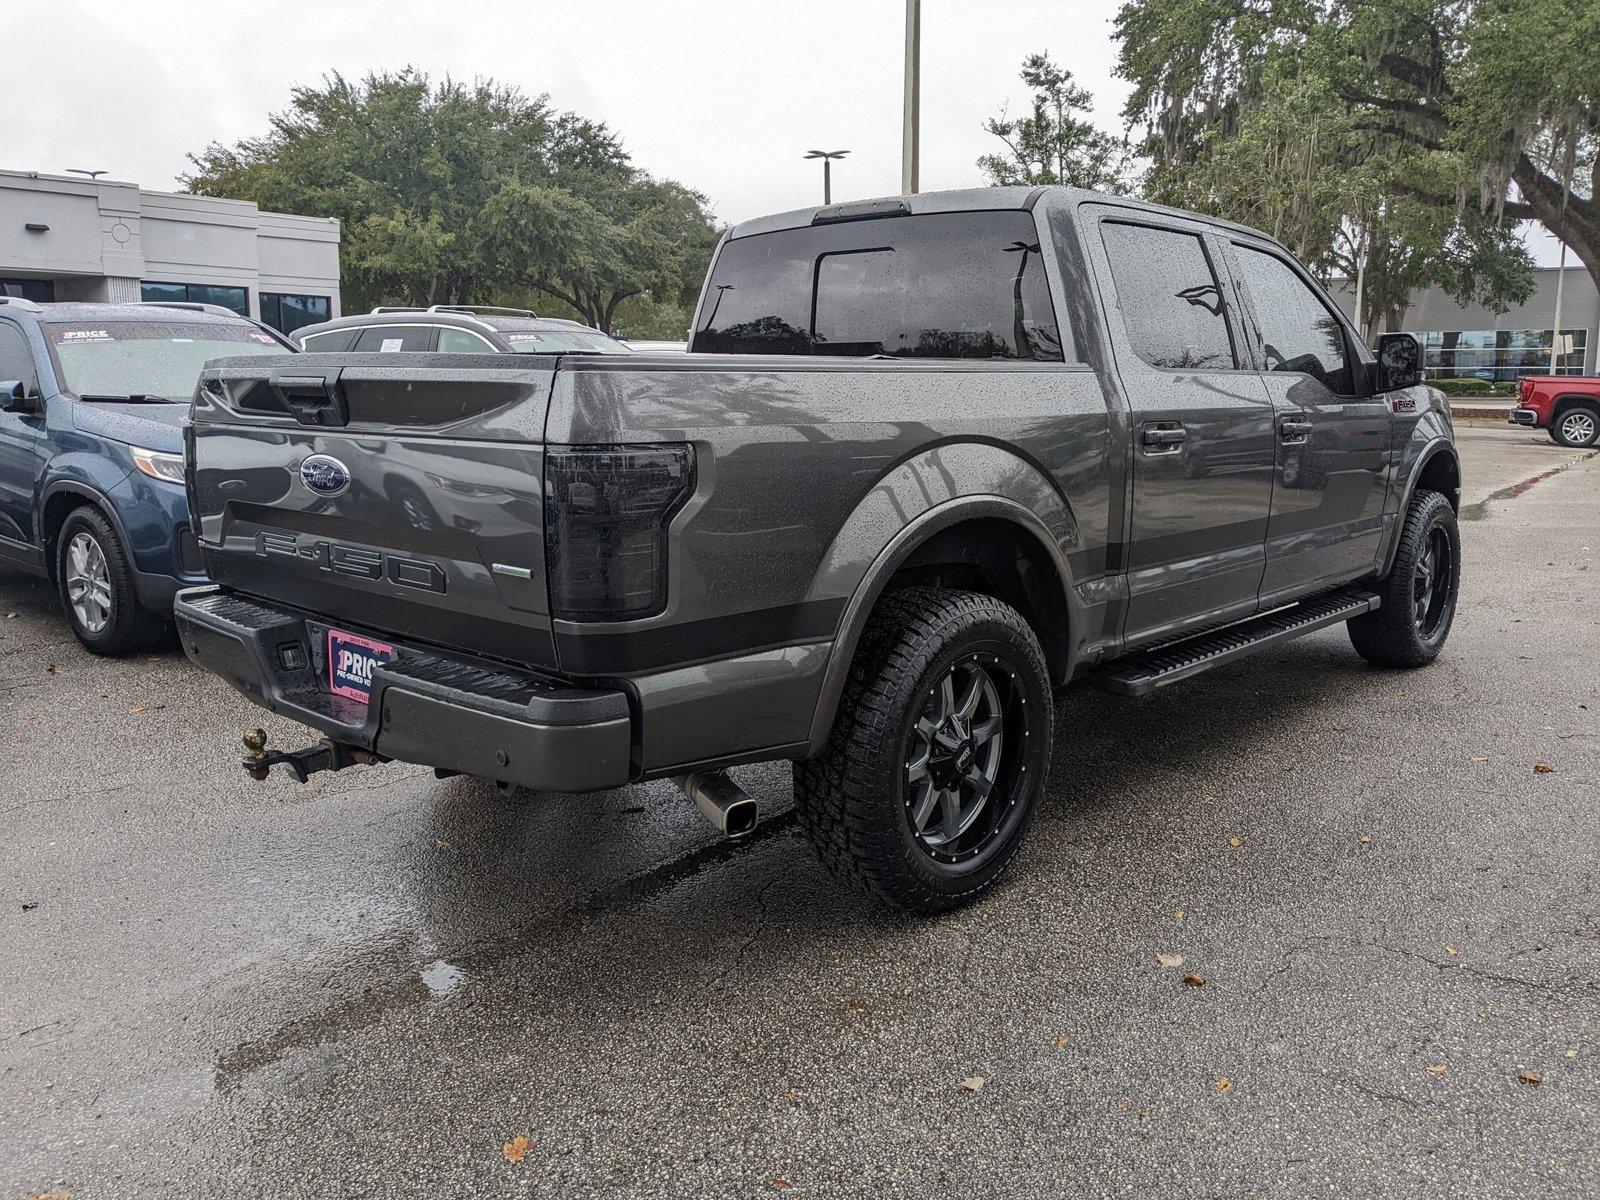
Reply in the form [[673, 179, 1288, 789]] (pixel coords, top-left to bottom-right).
[[802, 442, 1083, 753], [1381, 435, 1459, 579], [38, 476, 132, 577]]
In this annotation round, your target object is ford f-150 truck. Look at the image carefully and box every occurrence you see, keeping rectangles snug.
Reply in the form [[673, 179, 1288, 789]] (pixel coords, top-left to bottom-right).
[[1510, 374, 1600, 447], [173, 187, 1462, 913]]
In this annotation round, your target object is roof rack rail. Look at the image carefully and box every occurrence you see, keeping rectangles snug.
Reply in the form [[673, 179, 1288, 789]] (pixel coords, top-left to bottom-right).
[[138, 300, 248, 319], [429, 304, 539, 318], [0, 296, 44, 312], [369, 306, 428, 314]]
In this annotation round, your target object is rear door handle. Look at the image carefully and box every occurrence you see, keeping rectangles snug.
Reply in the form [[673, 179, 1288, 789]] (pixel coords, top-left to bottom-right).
[[1278, 417, 1313, 444], [1140, 424, 1187, 450]]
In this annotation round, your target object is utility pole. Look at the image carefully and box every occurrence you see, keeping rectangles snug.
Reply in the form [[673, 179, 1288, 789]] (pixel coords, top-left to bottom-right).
[[805, 150, 849, 205], [1549, 240, 1568, 373], [901, 0, 921, 194]]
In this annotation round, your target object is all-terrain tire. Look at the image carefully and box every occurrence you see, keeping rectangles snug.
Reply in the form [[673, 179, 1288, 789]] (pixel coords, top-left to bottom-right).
[[1548, 403, 1600, 448], [54, 506, 171, 656], [793, 586, 1053, 914], [1347, 489, 1459, 668]]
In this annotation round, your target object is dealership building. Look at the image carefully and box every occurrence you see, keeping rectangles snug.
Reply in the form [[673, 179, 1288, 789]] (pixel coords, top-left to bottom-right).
[[1329, 263, 1596, 382], [0, 168, 340, 334]]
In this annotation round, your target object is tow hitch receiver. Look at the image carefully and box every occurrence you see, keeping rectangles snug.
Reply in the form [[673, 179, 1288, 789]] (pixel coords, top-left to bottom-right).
[[242, 728, 385, 783]]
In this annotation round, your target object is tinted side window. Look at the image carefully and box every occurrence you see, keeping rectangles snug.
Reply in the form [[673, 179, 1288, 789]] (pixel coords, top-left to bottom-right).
[[0, 323, 39, 392], [694, 210, 1065, 361], [437, 327, 496, 353], [299, 329, 359, 352], [352, 326, 433, 353], [1233, 244, 1353, 394], [1100, 222, 1236, 370]]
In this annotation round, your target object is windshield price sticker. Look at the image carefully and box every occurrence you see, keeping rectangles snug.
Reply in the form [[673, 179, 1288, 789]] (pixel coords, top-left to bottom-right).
[[57, 329, 113, 342]]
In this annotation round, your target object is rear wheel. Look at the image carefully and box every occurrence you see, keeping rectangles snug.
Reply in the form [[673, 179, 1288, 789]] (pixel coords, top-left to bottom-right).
[[55, 507, 169, 656], [1347, 489, 1459, 668], [793, 586, 1053, 914], [1549, 404, 1599, 448]]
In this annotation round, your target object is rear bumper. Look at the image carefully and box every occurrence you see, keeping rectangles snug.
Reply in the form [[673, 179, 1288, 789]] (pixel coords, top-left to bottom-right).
[[174, 586, 633, 792], [1509, 407, 1540, 426]]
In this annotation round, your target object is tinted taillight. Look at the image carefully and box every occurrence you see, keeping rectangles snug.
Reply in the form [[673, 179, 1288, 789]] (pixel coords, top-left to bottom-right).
[[1519, 377, 1534, 401], [544, 445, 695, 620]]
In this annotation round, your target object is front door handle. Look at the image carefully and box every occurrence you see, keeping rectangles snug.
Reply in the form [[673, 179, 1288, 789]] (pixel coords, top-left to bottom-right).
[[1278, 417, 1313, 444], [1141, 424, 1187, 450]]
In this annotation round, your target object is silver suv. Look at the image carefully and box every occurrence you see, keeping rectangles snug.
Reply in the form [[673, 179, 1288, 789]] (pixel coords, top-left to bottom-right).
[[291, 305, 632, 355]]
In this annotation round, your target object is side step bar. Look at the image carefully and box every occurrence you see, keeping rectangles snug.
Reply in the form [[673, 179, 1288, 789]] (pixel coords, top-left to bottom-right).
[[1089, 587, 1381, 698]]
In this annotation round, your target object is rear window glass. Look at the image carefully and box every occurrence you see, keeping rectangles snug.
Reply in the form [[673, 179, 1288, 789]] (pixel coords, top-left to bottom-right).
[[46, 321, 283, 400], [693, 210, 1065, 361], [502, 330, 632, 354]]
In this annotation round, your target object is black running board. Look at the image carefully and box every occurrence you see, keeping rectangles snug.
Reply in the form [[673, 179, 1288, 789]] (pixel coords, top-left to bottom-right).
[[1089, 588, 1382, 697]]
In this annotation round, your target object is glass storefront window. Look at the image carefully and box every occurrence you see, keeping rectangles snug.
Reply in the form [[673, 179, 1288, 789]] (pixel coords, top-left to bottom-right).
[[1413, 328, 1588, 380], [259, 293, 331, 334], [140, 281, 249, 316]]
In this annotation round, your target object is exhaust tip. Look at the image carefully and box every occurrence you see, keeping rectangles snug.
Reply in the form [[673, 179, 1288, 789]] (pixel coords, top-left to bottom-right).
[[674, 771, 759, 839]]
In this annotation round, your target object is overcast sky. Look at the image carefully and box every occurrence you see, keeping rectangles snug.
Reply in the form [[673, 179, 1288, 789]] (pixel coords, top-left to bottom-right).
[[9, 0, 1564, 264]]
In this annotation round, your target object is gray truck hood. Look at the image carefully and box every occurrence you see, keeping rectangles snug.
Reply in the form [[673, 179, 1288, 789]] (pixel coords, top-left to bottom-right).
[[71, 400, 187, 454]]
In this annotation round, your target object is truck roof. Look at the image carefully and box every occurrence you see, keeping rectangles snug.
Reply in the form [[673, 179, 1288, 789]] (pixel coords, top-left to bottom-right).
[[724, 185, 1280, 247]]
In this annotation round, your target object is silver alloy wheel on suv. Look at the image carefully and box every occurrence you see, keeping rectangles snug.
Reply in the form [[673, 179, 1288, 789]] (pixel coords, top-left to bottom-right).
[[65, 530, 113, 633]]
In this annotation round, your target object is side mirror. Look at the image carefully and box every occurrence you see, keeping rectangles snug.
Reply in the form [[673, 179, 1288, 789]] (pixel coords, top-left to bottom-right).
[[1375, 332, 1422, 393], [0, 380, 35, 413]]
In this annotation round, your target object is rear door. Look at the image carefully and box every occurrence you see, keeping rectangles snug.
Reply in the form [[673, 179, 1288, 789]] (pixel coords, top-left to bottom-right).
[[1225, 239, 1391, 603], [1084, 208, 1277, 646]]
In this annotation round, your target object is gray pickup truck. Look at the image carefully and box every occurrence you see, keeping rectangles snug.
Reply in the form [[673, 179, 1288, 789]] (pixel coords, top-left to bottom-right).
[[174, 186, 1461, 913]]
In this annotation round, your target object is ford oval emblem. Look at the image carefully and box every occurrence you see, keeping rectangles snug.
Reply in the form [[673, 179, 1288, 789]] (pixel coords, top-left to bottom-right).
[[299, 454, 351, 498]]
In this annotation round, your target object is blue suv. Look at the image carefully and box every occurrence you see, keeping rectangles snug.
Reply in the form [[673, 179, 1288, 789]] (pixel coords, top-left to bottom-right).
[[0, 298, 295, 654]]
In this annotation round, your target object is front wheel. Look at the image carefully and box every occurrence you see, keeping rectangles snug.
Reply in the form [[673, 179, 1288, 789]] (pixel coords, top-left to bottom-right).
[[1347, 489, 1460, 668], [54, 507, 170, 656], [1549, 404, 1599, 448], [793, 587, 1053, 914]]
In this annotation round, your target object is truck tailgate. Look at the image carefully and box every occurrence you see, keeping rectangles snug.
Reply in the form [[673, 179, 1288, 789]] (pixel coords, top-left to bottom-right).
[[188, 354, 560, 669]]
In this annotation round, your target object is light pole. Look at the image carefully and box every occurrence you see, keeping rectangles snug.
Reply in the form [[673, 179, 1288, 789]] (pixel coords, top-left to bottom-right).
[[805, 150, 849, 205], [902, 0, 921, 194]]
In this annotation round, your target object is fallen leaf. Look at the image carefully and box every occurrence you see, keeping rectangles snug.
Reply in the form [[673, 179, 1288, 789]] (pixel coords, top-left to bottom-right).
[[4, 612, 17, 618], [1358, 835, 1371, 844], [1183, 973, 1207, 987], [1445, 945, 1459, 957], [435, 838, 452, 850], [959, 1075, 987, 1092], [1425, 1064, 1448, 1076], [1156, 952, 1185, 968], [1518, 1070, 1542, 1086], [1532, 762, 1554, 774], [772, 1179, 793, 1191], [45, 663, 60, 674], [1174, 908, 1184, 922], [503, 1134, 532, 1163], [1227, 836, 1243, 848], [1565, 1049, 1579, 1059], [1213, 1076, 1234, 1093], [1112, 1097, 1131, 1111], [1202, 794, 1215, 805], [1055, 1035, 1070, 1049], [1332, 723, 1351, 732], [1579, 564, 1590, 571], [1471, 755, 1489, 763]]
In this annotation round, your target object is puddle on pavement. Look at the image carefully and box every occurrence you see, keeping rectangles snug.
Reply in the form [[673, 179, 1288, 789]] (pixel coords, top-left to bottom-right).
[[420, 959, 465, 998], [1461, 451, 1598, 520]]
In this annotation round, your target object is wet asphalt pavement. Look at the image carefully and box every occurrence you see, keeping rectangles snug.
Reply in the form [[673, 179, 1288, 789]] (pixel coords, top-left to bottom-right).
[[2, 424, 1597, 1199]]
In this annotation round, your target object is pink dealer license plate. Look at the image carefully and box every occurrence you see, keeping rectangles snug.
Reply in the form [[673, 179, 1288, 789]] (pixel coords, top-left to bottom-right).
[[327, 629, 396, 703]]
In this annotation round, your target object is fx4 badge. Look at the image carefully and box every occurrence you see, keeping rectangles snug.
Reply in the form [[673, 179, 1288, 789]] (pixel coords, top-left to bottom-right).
[[255, 530, 447, 594]]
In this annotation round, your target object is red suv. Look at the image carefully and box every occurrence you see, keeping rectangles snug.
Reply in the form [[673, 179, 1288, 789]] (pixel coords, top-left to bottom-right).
[[1511, 375, 1600, 447]]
